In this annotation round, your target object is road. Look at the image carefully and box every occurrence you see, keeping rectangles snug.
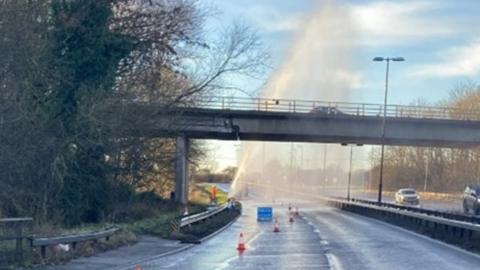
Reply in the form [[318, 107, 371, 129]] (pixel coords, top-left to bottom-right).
[[131, 200, 329, 270], [312, 187, 463, 212], [302, 206, 479, 269], [124, 197, 480, 270], [348, 191, 462, 212]]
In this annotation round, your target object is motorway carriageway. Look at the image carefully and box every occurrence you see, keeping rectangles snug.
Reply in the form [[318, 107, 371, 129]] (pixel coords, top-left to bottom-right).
[[315, 187, 463, 213], [127, 196, 480, 270]]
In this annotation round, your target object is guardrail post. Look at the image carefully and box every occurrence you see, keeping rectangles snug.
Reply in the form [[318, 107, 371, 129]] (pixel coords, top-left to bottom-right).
[[463, 229, 473, 248], [293, 101, 296, 112], [41, 246, 46, 259], [15, 225, 23, 263], [170, 218, 180, 234]]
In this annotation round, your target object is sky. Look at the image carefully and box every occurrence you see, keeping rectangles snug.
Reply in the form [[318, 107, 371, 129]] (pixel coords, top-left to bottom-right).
[[201, 0, 480, 172]]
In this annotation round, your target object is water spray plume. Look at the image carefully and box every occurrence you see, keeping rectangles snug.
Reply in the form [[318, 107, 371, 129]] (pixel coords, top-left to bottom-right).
[[230, 2, 359, 200]]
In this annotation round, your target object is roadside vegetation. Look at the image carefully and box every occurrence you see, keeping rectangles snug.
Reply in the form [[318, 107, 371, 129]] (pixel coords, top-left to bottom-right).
[[369, 83, 480, 194], [192, 183, 229, 205], [26, 184, 235, 265], [0, 0, 264, 266], [0, 0, 263, 229]]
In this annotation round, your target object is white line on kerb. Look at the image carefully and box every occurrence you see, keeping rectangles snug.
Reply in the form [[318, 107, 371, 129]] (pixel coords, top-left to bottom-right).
[[326, 253, 343, 270]]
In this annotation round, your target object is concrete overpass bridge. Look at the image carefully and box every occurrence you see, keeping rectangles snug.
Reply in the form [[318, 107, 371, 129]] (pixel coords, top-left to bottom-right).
[[108, 96, 480, 203]]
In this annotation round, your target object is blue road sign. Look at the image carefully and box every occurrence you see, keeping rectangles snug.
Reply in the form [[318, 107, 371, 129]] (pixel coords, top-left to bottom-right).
[[257, 207, 273, 222]]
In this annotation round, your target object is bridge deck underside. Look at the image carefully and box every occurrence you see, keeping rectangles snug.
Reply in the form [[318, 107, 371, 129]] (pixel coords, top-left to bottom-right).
[[119, 108, 480, 147]]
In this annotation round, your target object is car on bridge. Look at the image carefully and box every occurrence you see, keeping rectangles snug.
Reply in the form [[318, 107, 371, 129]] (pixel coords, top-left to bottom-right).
[[395, 188, 420, 206], [463, 184, 480, 215], [309, 106, 346, 115]]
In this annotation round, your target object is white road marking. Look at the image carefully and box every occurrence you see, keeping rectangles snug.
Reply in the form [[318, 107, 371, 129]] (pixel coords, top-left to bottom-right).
[[326, 253, 343, 270], [358, 212, 480, 260]]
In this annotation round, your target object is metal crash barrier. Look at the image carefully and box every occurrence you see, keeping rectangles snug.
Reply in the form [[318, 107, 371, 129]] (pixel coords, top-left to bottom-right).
[[180, 204, 228, 228], [170, 204, 231, 233], [327, 198, 480, 249], [250, 182, 480, 250], [31, 227, 119, 259]]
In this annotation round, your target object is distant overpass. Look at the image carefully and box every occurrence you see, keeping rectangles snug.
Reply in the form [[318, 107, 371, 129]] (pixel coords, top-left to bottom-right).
[[105, 96, 480, 203], [114, 96, 480, 147]]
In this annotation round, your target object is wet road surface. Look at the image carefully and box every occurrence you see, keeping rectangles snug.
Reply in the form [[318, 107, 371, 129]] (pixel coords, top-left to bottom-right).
[[302, 205, 480, 270], [133, 201, 330, 270], [34, 184, 475, 270], [128, 199, 480, 270]]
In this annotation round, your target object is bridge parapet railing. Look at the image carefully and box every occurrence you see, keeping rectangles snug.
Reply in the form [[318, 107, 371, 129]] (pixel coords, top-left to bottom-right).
[[192, 96, 480, 121]]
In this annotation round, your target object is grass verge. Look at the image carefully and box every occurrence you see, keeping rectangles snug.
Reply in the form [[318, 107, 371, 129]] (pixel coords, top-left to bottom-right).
[[10, 186, 229, 268]]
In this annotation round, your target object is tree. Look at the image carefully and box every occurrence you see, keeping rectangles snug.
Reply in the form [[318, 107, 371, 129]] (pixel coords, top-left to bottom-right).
[[0, 0, 57, 222], [368, 82, 480, 193], [222, 166, 238, 182], [0, 0, 268, 226]]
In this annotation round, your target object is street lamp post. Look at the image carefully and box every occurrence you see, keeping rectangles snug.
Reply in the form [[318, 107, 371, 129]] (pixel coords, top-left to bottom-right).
[[347, 145, 353, 201], [262, 142, 266, 182], [289, 142, 294, 196], [296, 145, 304, 185], [323, 144, 328, 189], [423, 154, 429, 192], [296, 145, 304, 168], [373, 56, 405, 204]]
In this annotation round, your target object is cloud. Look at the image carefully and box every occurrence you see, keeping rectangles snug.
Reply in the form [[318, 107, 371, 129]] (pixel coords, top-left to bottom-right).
[[246, 5, 303, 33], [409, 41, 480, 78], [208, 0, 306, 33], [349, 1, 458, 46]]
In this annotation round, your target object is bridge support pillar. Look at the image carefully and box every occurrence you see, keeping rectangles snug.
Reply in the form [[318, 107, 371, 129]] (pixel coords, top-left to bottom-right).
[[175, 134, 189, 205]]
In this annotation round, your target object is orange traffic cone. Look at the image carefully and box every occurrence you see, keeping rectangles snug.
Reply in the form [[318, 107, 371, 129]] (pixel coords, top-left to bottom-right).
[[273, 219, 280, 233], [237, 232, 246, 251], [134, 266, 142, 270], [294, 207, 299, 216], [288, 203, 292, 211], [289, 212, 294, 223]]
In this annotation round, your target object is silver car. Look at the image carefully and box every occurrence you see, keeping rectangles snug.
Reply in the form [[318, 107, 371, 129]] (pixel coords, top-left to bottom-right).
[[395, 188, 420, 206], [309, 106, 346, 115], [463, 184, 480, 215]]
